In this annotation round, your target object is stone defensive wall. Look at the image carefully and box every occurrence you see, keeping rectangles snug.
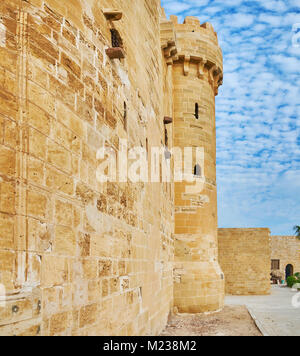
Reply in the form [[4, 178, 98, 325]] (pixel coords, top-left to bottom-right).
[[218, 228, 271, 295], [0, 0, 225, 335], [0, 0, 175, 336]]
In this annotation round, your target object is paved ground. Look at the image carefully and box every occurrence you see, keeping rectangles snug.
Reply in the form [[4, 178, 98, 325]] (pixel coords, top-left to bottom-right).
[[160, 305, 261, 336], [225, 285, 300, 336]]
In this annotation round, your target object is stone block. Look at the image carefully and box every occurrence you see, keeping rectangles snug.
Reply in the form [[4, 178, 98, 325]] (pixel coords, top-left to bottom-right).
[[54, 225, 76, 256]]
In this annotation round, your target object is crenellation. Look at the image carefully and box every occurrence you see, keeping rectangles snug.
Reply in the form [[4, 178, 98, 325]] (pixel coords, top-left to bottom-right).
[[184, 16, 201, 26]]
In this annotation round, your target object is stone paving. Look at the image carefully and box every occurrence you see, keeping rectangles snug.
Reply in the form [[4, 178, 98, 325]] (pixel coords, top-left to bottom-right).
[[225, 285, 300, 336]]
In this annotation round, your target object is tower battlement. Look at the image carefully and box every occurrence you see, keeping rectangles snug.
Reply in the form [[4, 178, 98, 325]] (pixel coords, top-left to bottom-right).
[[173, 15, 217, 35], [161, 13, 223, 95], [170, 16, 219, 41]]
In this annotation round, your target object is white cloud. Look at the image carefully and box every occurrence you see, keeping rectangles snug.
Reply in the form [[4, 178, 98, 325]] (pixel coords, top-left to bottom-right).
[[227, 13, 255, 28], [260, 0, 287, 12], [289, 0, 300, 8], [162, 1, 191, 13], [258, 14, 282, 27], [271, 54, 300, 72]]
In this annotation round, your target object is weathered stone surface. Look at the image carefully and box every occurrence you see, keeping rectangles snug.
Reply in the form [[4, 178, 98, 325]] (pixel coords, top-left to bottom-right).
[[0, 0, 228, 336], [218, 228, 271, 295], [173, 19, 224, 313], [271, 236, 300, 279]]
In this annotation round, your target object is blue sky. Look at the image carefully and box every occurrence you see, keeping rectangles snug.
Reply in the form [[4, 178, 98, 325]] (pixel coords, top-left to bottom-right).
[[161, 0, 300, 235]]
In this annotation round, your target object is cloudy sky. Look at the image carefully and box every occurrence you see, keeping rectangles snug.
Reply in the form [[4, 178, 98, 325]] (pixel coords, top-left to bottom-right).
[[161, 0, 300, 235]]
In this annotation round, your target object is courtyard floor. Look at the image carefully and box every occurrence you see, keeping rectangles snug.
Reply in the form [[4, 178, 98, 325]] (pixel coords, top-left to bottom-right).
[[161, 285, 300, 336], [160, 305, 262, 336], [226, 285, 300, 336]]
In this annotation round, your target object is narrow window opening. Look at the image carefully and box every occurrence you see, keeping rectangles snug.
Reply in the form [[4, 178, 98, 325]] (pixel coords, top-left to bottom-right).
[[194, 164, 201, 176], [271, 259, 280, 270], [110, 29, 123, 48], [123, 102, 127, 131], [106, 29, 125, 59], [164, 127, 168, 147], [195, 103, 199, 119]]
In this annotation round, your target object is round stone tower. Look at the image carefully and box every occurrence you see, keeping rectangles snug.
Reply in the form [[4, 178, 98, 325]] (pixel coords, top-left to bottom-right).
[[171, 16, 224, 313]]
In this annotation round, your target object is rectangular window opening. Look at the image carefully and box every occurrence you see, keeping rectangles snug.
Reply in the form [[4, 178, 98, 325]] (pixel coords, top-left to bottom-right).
[[271, 259, 280, 270]]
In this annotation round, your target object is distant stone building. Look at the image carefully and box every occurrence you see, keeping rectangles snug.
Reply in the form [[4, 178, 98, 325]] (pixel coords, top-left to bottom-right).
[[271, 236, 300, 281]]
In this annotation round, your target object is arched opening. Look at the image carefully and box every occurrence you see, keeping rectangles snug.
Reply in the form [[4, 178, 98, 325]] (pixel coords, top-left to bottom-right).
[[194, 103, 199, 119], [285, 264, 294, 280], [194, 164, 201, 176]]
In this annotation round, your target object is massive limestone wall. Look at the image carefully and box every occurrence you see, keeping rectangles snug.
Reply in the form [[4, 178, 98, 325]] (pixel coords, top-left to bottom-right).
[[218, 228, 271, 295], [0, 0, 174, 336], [271, 236, 300, 279]]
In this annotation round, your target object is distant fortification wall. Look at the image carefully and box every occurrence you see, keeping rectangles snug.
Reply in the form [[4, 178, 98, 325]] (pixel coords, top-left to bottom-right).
[[218, 228, 271, 295]]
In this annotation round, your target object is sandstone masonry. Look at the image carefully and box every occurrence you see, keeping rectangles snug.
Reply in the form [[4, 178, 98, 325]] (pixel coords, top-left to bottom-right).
[[0, 0, 224, 335], [172, 17, 224, 313], [271, 236, 300, 280], [218, 228, 271, 295]]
